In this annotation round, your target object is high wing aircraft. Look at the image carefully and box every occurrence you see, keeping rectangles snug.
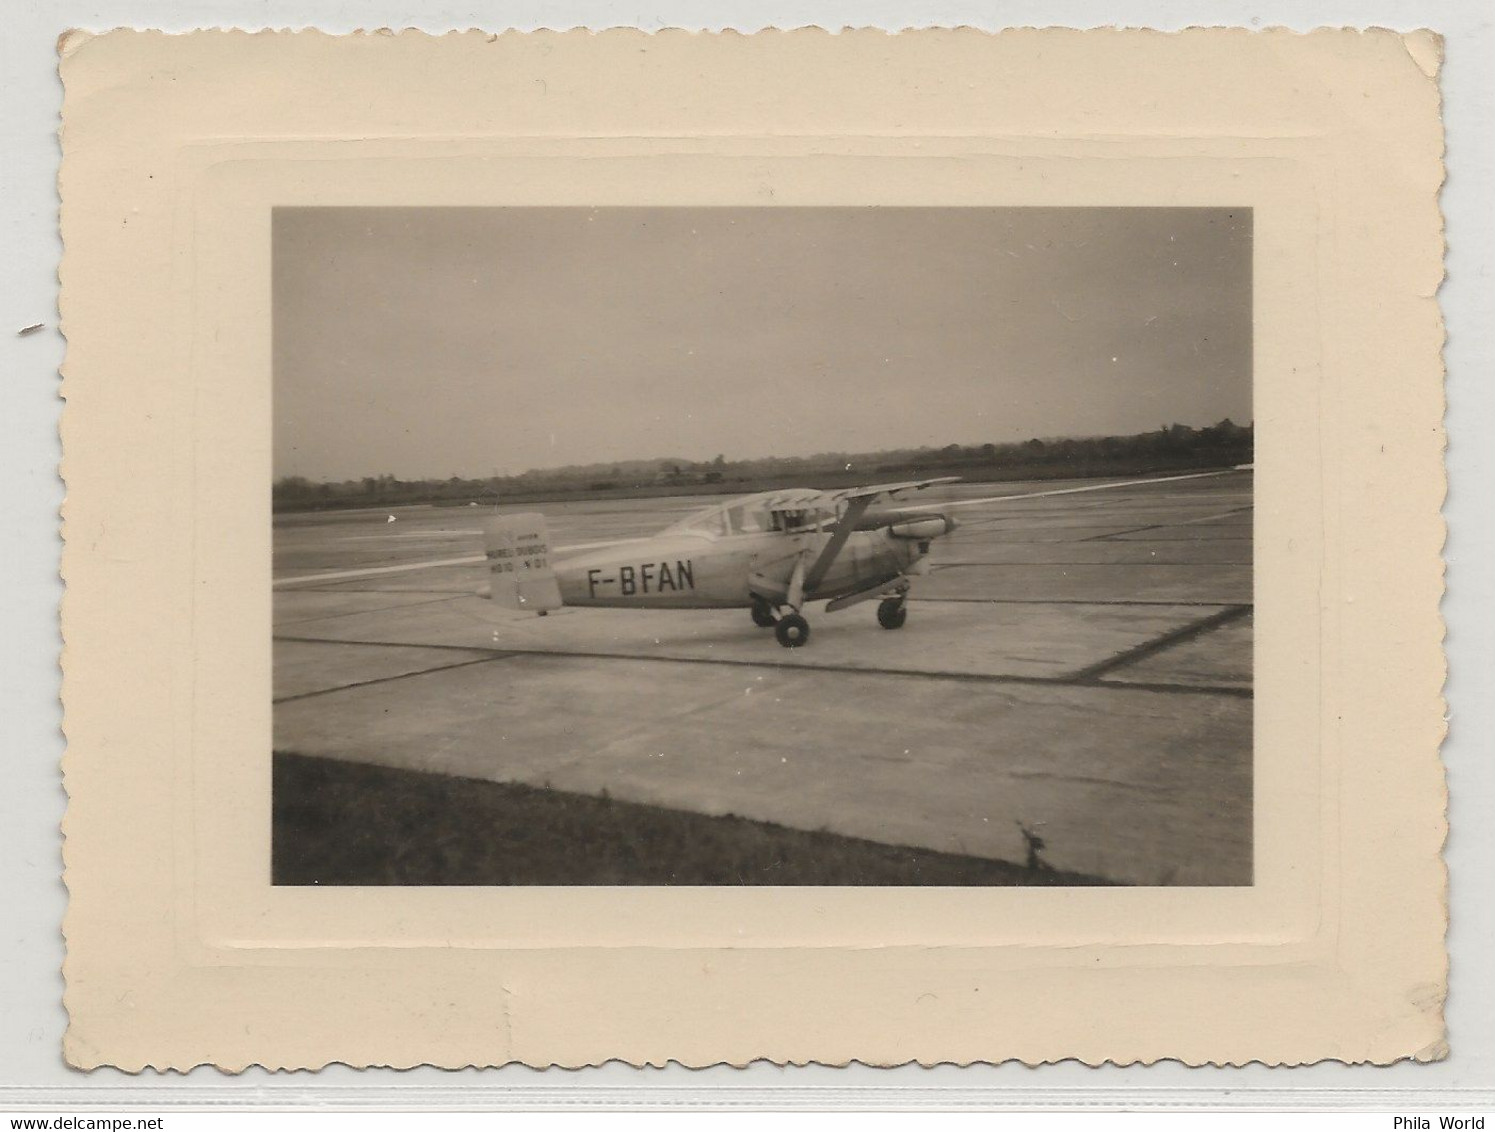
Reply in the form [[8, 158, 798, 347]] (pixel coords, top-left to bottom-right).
[[483, 477, 962, 648], [271, 465, 1249, 646]]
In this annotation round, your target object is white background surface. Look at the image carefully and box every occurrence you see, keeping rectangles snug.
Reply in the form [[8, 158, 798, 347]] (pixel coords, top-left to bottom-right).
[[2, 0, 1490, 1108]]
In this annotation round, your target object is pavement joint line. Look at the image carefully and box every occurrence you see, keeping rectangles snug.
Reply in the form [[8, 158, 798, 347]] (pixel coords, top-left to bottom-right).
[[274, 553, 486, 588], [1084, 525, 1195, 541], [1105, 536, 1253, 543], [272, 652, 519, 704], [929, 561, 1254, 569], [1074, 534, 1253, 544], [273, 592, 472, 627], [1072, 505, 1255, 542], [273, 537, 646, 589], [916, 596, 1251, 608], [951, 523, 1250, 538], [1067, 604, 1253, 684], [272, 634, 1251, 699], [285, 586, 482, 595], [276, 634, 509, 655], [1170, 505, 1255, 526], [281, 591, 1256, 608]]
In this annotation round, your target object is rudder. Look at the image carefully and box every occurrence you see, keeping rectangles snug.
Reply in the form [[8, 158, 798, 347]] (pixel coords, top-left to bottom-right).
[[483, 513, 563, 613]]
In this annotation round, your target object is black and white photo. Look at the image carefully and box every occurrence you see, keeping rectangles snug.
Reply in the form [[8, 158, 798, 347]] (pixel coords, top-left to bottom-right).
[[271, 205, 1253, 887]]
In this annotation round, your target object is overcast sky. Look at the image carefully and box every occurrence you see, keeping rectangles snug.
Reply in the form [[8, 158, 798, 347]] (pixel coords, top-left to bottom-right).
[[273, 207, 1251, 481]]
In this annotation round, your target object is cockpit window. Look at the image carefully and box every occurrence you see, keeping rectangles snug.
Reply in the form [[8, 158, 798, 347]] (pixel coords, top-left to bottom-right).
[[772, 508, 817, 531], [667, 505, 729, 537], [663, 492, 823, 538], [690, 509, 729, 536], [725, 505, 772, 534]]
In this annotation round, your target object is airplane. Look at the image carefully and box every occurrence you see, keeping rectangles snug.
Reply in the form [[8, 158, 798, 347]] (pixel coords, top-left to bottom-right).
[[482, 477, 962, 648]]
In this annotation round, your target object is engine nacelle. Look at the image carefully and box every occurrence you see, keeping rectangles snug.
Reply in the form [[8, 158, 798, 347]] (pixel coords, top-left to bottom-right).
[[887, 515, 957, 540]]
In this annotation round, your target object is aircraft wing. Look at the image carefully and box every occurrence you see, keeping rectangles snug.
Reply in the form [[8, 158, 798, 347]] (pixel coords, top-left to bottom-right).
[[897, 466, 1252, 514], [827, 476, 962, 504]]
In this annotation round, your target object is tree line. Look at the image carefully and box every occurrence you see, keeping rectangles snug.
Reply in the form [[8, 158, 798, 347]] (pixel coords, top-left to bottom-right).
[[273, 419, 1252, 512]]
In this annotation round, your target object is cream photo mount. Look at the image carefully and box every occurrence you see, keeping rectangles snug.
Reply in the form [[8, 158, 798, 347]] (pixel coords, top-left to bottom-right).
[[59, 29, 1445, 1070]]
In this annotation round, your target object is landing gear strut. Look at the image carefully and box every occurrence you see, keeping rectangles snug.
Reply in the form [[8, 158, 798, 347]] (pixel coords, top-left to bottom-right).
[[750, 595, 777, 628], [753, 592, 810, 646], [877, 596, 908, 630], [775, 612, 811, 648]]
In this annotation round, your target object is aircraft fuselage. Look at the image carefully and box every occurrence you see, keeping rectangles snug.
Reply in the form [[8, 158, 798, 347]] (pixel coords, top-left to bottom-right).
[[556, 527, 918, 610]]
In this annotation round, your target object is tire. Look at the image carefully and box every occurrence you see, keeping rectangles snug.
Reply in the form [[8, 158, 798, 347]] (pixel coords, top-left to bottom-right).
[[775, 613, 811, 648], [877, 598, 908, 630], [750, 597, 777, 628]]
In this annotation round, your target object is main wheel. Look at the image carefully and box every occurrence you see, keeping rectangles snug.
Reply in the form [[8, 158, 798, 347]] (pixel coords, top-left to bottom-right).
[[750, 597, 777, 628], [775, 613, 811, 648], [877, 598, 908, 630]]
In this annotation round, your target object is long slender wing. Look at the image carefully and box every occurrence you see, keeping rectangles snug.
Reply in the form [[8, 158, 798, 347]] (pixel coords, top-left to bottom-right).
[[828, 476, 962, 504], [897, 466, 1251, 514]]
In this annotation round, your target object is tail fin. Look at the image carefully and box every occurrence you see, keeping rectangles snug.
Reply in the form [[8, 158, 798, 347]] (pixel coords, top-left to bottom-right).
[[482, 513, 563, 613]]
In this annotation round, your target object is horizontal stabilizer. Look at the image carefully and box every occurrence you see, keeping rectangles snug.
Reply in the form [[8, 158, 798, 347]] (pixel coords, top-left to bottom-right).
[[483, 513, 563, 613]]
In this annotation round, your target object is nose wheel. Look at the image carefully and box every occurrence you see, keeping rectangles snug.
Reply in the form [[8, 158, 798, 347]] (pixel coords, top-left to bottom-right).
[[877, 596, 908, 630], [774, 612, 811, 648]]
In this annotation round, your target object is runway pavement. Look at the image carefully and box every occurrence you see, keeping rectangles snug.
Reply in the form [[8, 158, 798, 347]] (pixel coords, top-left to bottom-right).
[[272, 472, 1253, 885]]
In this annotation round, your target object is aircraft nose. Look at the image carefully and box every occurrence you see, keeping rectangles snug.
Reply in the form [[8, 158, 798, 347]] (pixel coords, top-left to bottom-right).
[[944, 513, 959, 535]]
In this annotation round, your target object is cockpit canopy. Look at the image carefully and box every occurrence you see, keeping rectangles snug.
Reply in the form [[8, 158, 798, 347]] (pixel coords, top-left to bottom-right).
[[662, 489, 832, 539]]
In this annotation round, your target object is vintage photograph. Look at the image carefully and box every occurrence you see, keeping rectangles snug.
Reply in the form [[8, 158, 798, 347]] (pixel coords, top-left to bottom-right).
[[57, 26, 1449, 1072], [270, 205, 1253, 887]]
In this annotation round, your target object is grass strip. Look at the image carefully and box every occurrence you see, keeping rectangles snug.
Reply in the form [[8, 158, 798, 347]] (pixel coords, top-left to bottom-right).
[[273, 751, 1111, 887]]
